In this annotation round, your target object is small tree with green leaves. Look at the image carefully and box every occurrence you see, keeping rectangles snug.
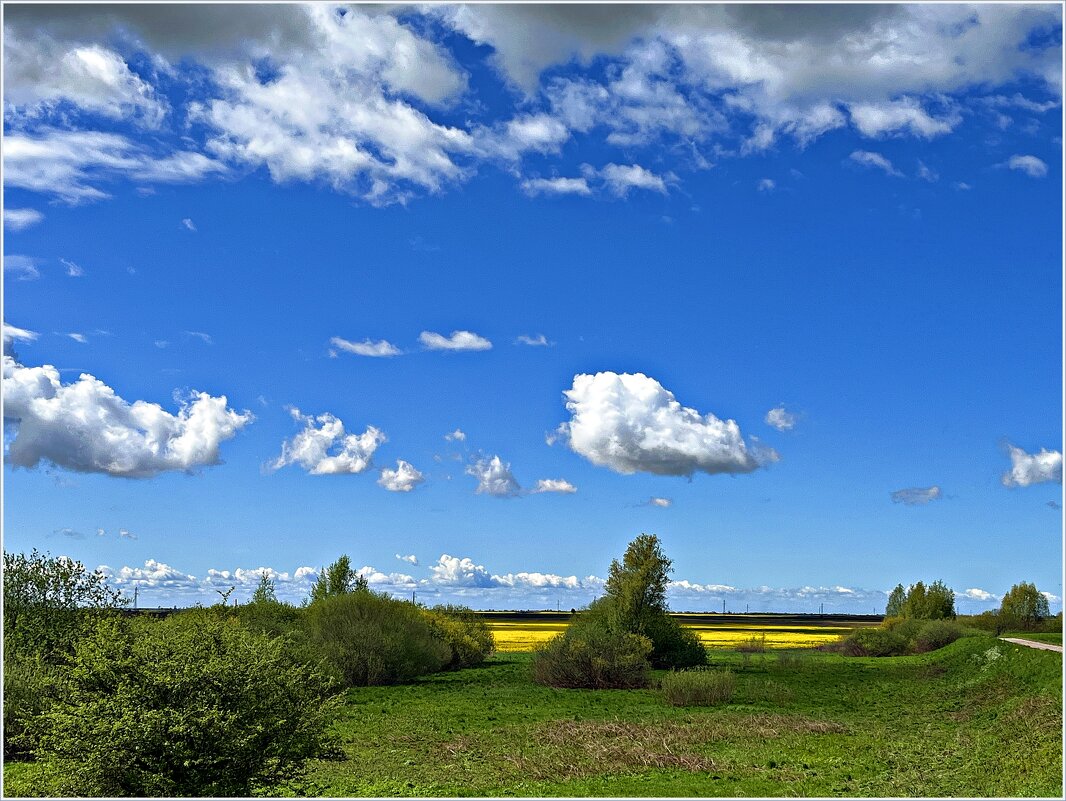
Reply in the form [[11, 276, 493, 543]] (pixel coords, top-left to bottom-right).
[[309, 555, 369, 603], [999, 581, 1051, 631], [886, 583, 906, 617]]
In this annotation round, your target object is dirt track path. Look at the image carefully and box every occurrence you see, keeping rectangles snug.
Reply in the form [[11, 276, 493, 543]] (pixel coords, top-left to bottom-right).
[[999, 637, 1064, 653]]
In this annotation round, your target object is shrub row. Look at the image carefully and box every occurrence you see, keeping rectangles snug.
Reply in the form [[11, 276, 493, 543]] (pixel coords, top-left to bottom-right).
[[841, 619, 965, 657]]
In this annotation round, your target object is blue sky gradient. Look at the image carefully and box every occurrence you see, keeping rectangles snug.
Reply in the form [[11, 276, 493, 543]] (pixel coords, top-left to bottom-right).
[[3, 3, 1062, 613]]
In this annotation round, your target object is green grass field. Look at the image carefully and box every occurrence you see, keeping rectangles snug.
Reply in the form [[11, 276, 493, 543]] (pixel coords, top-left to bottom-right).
[[6, 633, 1059, 798]]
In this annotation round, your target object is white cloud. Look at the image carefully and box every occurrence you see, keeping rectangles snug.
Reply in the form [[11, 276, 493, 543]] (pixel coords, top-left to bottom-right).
[[395, 553, 419, 565], [647, 496, 672, 508], [419, 330, 492, 351], [330, 336, 402, 357], [3, 208, 44, 231], [916, 161, 939, 183], [3, 351, 252, 478], [520, 176, 591, 196], [378, 459, 425, 492], [848, 150, 902, 177], [595, 163, 669, 196], [184, 331, 213, 345], [429, 554, 498, 588], [466, 454, 521, 497], [515, 333, 552, 347], [182, 218, 197, 232], [67, 333, 88, 344], [848, 99, 959, 138], [1002, 444, 1063, 488], [444, 428, 466, 442], [270, 408, 385, 476], [118, 528, 137, 540], [99, 559, 197, 590], [1005, 154, 1048, 178], [764, 406, 796, 431], [756, 178, 775, 192], [4, 255, 41, 281], [890, 486, 943, 505], [963, 588, 999, 602], [60, 258, 84, 277], [556, 371, 775, 477], [531, 478, 577, 494], [2, 323, 39, 355], [1041, 591, 1060, 604]]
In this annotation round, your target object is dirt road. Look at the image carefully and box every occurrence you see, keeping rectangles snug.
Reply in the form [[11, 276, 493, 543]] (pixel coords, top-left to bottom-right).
[[999, 637, 1064, 653]]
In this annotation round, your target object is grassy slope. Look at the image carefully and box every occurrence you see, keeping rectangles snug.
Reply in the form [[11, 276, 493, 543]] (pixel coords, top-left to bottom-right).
[[5, 636, 1061, 798]]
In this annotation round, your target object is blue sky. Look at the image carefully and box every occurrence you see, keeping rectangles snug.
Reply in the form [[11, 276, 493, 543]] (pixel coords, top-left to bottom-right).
[[3, 3, 1063, 613]]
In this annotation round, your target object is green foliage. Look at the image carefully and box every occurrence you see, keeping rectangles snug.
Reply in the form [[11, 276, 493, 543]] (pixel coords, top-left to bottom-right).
[[659, 669, 736, 706], [305, 590, 450, 685], [531, 624, 652, 689], [309, 554, 369, 603], [913, 620, 964, 653], [642, 613, 709, 668], [999, 581, 1051, 630], [238, 589, 302, 639], [28, 610, 339, 797], [3, 653, 67, 760], [422, 605, 495, 669], [885, 583, 906, 616], [843, 627, 909, 657], [3, 549, 126, 661]]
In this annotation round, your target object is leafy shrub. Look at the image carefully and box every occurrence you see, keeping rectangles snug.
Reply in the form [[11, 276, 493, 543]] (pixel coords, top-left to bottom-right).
[[531, 624, 652, 689], [913, 620, 964, 653], [239, 595, 302, 638], [660, 669, 736, 706], [735, 633, 768, 653], [305, 590, 451, 686], [29, 610, 339, 797], [422, 605, 494, 669], [844, 627, 908, 657], [642, 614, 707, 668], [882, 616, 924, 642], [3, 653, 66, 760]]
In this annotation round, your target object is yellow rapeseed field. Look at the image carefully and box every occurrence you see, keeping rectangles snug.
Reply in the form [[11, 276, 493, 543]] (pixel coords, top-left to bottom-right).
[[488, 620, 850, 652]]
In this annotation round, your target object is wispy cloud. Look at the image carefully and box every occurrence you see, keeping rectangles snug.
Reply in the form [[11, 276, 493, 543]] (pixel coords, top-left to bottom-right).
[[419, 330, 492, 351], [848, 150, 902, 177], [3, 208, 44, 231], [1005, 154, 1047, 178], [4, 254, 41, 281], [890, 486, 942, 505], [60, 257, 84, 277], [329, 336, 402, 358]]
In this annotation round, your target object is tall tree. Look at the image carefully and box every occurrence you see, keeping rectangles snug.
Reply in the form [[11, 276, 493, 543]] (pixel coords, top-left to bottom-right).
[[309, 555, 368, 603], [999, 581, 1050, 629], [886, 583, 906, 617], [603, 533, 672, 634]]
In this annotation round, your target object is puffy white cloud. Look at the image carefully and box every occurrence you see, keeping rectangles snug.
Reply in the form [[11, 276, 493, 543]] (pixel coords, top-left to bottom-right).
[[515, 333, 552, 347], [330, 336, 402, 357], [60, 258, 84, 277], [3, 34, 167, 126], [848, 99, 959, 138], [3, 351, 252, 477], [764, 406, 796, 431], [594, 163, 669, 196], [493, 571, 582, 589], [429, 554, 498, 588], [1006, 154, 1048, 178], [963, 588, 999, 602], [466, 454, 521, 498], [396, 553, 418, 565], [378, 459, 425, 492], [647, 496, 672, 508], [1002, 444, 1063, 488], [520, 177, 591, 196], [890, 486, 943, 505], [419, 330, 492, 351], [3, 208, 44, 231], [98, 559, 197, 590], [270, 408, 385, 475], [848, 150, 902, 177], [531, 478, 577, 494], [557, 371, 775, 477], [4, 255, 41, 281], [444, 428, 466, 442]]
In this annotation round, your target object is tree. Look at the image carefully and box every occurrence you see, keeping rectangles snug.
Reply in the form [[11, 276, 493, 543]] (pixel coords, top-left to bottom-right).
[[31, 610, 339, 796], [886, 583, 906, 617], [603, 533, 672, 635], [999, 581, 1050, 630], [922, 580, 956, 620], [309, 555, 368, 603], [251, 573, 278, 604], [3, 549, 125, 660]]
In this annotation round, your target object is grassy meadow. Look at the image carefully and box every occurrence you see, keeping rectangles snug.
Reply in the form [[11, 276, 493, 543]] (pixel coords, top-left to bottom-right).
[[6, 630, 1060, 798]]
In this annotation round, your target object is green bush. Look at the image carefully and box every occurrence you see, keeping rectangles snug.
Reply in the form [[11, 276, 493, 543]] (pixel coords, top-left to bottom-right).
[[642, 613, 707, 668], [305, 590, 451, 686], [844, 626, 908, 657], [913, 619, 964, 653], [531, 624, 652, 689], [29, 610, 339, 797], [238, 595, 302, 638], [3, 653, 66, 760], [659, 669, 736, 706], [422, 605, 494, 669]]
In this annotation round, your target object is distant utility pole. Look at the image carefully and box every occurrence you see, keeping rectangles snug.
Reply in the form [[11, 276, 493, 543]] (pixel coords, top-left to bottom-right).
[[133, 586, 138, 609], [745, 603, 749, 614], [722, 599, 726, 614], [412, 590, 416, 604]]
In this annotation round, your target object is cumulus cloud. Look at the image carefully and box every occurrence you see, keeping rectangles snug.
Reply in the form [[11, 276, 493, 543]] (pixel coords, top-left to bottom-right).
[[520, 176, 591, 196], [444, 428, 466, 442], [1005, 154, 1048, 178], [764, 406, 796, 431], [848, 150, 902, 177], [3, 323, 39, 356], [396, 553, 418, 565], [963, 588, 999, 602], [330, 336, 402, 357], [419, 330, 492, 351], [378, 459, 425, 492], [466, 454, 522, 497], [556, 371, 775, 477], [4, 255, 41, 281], [3, 350, 252, 477], [429, 554, 498, 587], [270, 407, 385, 475], [3, 208, 44, 231], [890, 486, 943, 505], [531, 478, 577, 494], [1002, 444, 1063, 488], [594, 162, 670, 196], [848, 99, 959, 138], [515, 333, 552, 347]]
